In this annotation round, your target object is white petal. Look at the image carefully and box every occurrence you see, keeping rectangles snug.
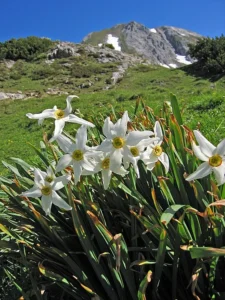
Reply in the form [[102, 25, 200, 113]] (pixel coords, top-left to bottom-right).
[[67, 114, 95, 127], [26, 109, 56, 120], [158, 152, 169, 173], [192, 142, 208, 161], [115, 111, 129, 137], [56, 154, 73, 173], [215, 138, 225, 156], [186, 162, 212, 182], [126, 131, 154, 146], [194, 130, 215, 157], [154, 121, 163, 141], [76, 125, 87, 149], [137, 137, 159, 149], [82, 157, 95, 171], [41, 195, 52, 215], [21, 186, 41, 198], [102, 169, 112, 189], [52, 174, 71, 190], [146, 162, 156, 171], [64, 95, 79, 115], [49, 119, 66, 142], [56, 134, 73, 153], [110, 149, 123, 169], [51, 191, 72, 211], [73, 162, 83, 184], [34, 169, 45, 186], [213, 163, 225, 185], [103, 117, 113, 138], [97, 140, 113, 152]]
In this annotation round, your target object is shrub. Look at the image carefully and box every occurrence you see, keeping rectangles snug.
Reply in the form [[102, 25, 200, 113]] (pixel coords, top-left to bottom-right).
[[0, 36, 54, 61], [189, 35, 225, 75]]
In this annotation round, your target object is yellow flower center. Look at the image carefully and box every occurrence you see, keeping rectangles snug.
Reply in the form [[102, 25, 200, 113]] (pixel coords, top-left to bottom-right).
[[45, 176, 54, 183], [101, 157, 110, 169], [112, 137, 125, 149], [41, 186, 52, 196], [72, 150, 84, 161], [54, 109, 65, 119], [153, 145, 163, 156], [130, 147, 139, 157], [209, 154, 222, 167]]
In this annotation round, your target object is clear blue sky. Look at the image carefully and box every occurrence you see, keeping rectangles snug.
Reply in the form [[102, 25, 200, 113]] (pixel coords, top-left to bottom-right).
[[1, 0, 224, 42]]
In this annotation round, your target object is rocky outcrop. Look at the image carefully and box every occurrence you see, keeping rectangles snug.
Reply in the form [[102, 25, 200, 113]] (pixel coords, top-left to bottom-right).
[[82, 21, 202, 68], [0, 92, 26, 100]]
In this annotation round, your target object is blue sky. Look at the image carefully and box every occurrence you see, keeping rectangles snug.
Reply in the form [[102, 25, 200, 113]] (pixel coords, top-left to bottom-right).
[[1, 0, 224, 42]]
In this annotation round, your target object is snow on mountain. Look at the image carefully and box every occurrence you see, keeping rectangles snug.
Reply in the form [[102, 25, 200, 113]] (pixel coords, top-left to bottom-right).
[[149, 28, 157, 33], [176, 54, 192, 65], [82, 21, 202, 68], [106, 34, 121, 51]]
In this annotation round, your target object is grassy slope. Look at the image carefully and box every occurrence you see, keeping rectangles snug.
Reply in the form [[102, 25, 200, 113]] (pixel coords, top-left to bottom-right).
[[0, 60, 225, 174]]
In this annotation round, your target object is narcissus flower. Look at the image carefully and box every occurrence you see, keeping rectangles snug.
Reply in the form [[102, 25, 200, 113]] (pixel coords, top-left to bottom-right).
[[186, 130, 225, 185], [141, 121, 169, 172], [123, 137, 158, 177], [56, 125, 98, 184], [26, 95, 94, 142], [82, 153, 128, 189], [21, 168, 71, 215], [98, 111, 154, 169]]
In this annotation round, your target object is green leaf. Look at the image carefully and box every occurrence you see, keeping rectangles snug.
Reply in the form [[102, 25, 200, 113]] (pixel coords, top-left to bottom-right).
[[160, 205, 186, 225], [190, 247, 225, 259], [170, 94, 183, 125]]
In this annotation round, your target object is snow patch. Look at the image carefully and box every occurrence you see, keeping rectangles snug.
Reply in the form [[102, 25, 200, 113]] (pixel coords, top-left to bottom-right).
[[169, 63, 177, 68], [106, 34, 121, 51], [176, 54, 192, 65], [149, 28, 157, 33], [180, 33, 186, 36], [98, 43, 103, 47], [159, 63, 170, 69]]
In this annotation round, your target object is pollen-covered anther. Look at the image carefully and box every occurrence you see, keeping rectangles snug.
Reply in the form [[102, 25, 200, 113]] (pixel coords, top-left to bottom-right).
[[153, 145, 163, 156], [54, 109, 65, 119], [45, 176, 54, 183], [112, 137, 125, 149], [72, 150, 84, 161], [101, 158, 110, 169], [209, 154, 222, 167], [130, 147, 139, 157], [41, 186, 52, 196]]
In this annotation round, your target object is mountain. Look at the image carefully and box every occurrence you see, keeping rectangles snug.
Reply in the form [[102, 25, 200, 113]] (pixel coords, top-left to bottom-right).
[[82, 21, 202, 68]]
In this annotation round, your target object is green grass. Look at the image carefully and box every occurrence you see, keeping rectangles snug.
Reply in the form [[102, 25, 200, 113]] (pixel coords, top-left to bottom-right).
[[0, 61, 225, 174]]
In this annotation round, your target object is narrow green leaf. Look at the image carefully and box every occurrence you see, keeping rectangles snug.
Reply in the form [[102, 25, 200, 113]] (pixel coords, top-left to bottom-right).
[[190, 247, 225, 259], [138, 270, 152, 300], [160, 205, 186, 225]]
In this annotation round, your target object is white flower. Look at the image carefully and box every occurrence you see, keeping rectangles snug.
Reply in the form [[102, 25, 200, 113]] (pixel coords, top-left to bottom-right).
[[186, 130, 225, 185], [123, 137, 158, 177], [56, 125, 98, 184], [141, 121, 169, 173], [21, 168, 71, 215], [26, 95, 95, 142], [98, 111, 154, 170], [82, 153, 128, 189]]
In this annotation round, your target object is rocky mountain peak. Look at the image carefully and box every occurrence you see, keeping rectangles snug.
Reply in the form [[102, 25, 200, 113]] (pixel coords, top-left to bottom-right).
[[82, 21, 202, 68]]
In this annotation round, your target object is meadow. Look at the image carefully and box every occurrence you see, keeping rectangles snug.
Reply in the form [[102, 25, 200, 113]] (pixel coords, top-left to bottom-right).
[[1, 62, 225, 174]]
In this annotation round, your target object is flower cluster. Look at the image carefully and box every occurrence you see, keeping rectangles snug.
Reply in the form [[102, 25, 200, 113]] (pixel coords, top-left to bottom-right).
[[22, 96, 225, 215]]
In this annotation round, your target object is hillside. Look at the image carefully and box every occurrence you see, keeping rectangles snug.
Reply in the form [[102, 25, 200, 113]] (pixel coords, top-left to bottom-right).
[[0, 36, 225, 174]]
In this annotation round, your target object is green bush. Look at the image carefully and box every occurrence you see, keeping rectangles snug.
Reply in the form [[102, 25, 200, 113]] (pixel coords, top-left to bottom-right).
[[0, 36, 54, 61], [189, 35, 225, 75], [30, 65, 55, 80]]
